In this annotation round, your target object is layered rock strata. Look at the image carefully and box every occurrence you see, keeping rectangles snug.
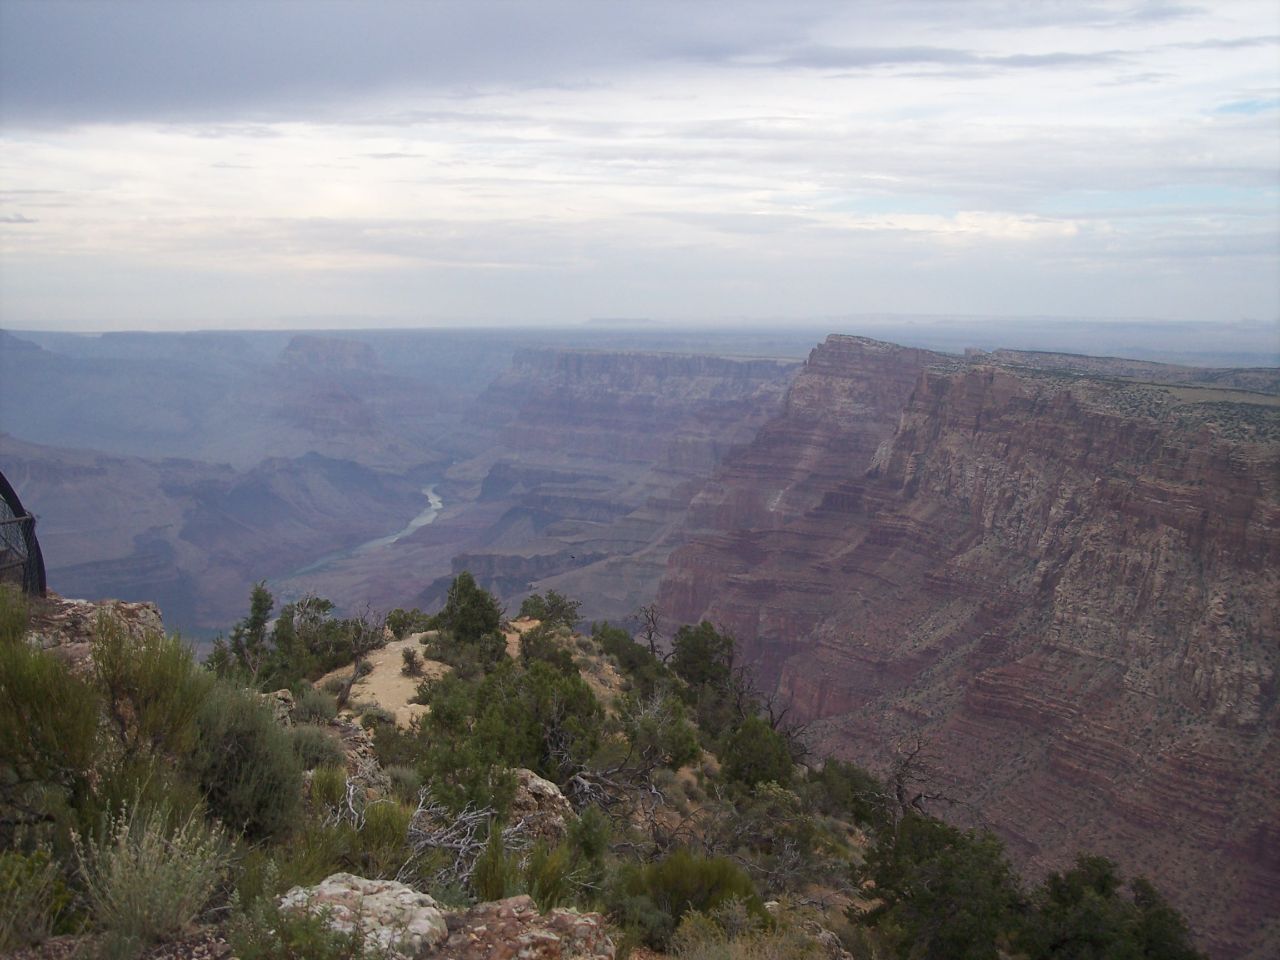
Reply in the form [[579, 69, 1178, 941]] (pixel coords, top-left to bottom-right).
[[658, 342, 1280, 959], [315, 348, 799, 620]]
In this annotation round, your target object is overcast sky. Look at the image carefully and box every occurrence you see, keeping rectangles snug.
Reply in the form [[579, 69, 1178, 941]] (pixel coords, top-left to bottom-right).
[[1, 0, 1277, 331]]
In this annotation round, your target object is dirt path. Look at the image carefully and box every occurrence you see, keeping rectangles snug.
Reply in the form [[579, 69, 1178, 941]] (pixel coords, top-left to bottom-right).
[[319, 619, 624, 727], [319, 634, 448, 727]]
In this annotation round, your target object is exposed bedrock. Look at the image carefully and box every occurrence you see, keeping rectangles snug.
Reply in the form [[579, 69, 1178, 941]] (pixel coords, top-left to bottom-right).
[[657, 346, 1280, 959]]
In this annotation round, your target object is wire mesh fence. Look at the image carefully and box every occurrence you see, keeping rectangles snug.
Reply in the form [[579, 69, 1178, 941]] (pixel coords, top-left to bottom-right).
[[0, 470, 46, 595]]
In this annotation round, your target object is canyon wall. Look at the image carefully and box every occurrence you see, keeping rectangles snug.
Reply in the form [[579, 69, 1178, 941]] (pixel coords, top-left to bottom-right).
[[432, 349, 801, 618], [658, 338, 1280, 959], [288, 348, 799, 622]]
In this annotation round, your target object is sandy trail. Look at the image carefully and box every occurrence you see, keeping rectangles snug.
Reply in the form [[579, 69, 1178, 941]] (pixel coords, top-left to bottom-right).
[[319, 619, 624, 727], [319, 634, 448, 727]]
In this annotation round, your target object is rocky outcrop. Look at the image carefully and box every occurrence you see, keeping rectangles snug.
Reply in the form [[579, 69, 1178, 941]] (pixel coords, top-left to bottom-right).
[[279, 874, 448, 957], [260, 688, 296, 725], [657, 347, 1280, 959], [280, 878, 615, 960], [22, 592, 165, 672], [510, 768, 575, 843], [332, 718, 391, 796], [437, 895, 614, 960], [24, 592, 164, 651]]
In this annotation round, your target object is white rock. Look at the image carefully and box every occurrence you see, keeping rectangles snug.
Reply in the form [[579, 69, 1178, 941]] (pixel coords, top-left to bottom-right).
[[279, 872, 447, 956]]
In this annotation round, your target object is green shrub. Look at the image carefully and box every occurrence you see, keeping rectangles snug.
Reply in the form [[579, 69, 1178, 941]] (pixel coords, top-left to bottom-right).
[[310, 765, 348, 810], [295, 685, 339, 723], [860, 813, 1022, 960], [385, 765, 422, 804], [420, 659, 602, 793], [472, 826, 521, 901], [672, 909, 819, 960], [0, 847, 72, 951], [401, 647, 423, 676], [1019, 856, 1205, 960], [438, 572, 502, 644], [93, 616, 213, 761], [321, 676, 347, 696], [360, 705, 396, 729], [358, 801, 413, 878], [0, 584, 28, 645], [621, 692, 701, 772], [87, 754, 206, 840], [0, 639, 100, 829], [519, 623, 577, 675], [722, 716, 793, 788], [293, 725, 346, 771], [568, 804, 611, 867], [74, 803, 229, 952], [385, 607, 432, 641], [186, 680, 302, 840], [422, 630, 506, 680], [802, 759, 886, 828], [525, 841, 575, 911], [609, 849, 766, 950], [592, 621, 673, 700], [270, 821, 358, 895], [519, 591, 582, 629]]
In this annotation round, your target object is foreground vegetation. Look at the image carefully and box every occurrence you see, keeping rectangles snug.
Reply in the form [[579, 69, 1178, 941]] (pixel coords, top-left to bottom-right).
[[1, 579, 1204, 958]]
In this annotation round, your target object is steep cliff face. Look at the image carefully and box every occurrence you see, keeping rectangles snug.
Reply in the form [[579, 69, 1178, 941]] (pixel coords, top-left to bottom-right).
[[656, 335, 948, 673], [440, 349, 800, 618], [658, 354, 1280, 959]]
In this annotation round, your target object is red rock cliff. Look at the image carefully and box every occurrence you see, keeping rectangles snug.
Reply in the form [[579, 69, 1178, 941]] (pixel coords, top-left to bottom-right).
[[658, 353, 1280, 959]]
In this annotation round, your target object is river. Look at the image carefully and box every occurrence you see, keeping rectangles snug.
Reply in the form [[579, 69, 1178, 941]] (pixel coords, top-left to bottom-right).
[[288, 484, 443, 577]]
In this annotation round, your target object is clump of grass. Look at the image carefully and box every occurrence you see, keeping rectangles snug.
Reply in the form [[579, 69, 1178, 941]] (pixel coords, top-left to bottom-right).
[[385, 765, 422, 804], [310, 765, 348, 810], [294, 686, 339, 724], [74, 803, 229, 954], [359, 705, 395, 730], [320, 676, 346, 696], [0, 584, 29, 645], [292, 725, 346, 771], [0, 847, 72, 951]]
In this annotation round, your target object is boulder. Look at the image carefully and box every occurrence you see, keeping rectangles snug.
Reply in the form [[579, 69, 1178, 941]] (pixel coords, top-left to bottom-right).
[[278, 873, 447, 957], [260, 689, 295, 726], [510, 768, 575, 843]]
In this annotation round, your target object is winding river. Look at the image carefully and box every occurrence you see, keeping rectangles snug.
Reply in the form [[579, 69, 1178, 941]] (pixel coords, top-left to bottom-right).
[[288, 484, 443, 577]]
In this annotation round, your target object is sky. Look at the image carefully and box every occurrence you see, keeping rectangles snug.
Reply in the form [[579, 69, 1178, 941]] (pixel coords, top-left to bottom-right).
[[0, 0, 1277, 332]]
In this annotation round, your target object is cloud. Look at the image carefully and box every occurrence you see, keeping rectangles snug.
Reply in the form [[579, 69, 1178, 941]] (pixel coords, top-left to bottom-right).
[[705, 43, 1126, 73], [0, 0, 1275, 328], [0, 213, 37, 224]]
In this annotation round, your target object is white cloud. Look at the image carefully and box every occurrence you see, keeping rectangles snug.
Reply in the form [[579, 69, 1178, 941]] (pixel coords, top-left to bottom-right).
[[0, 0, 1276, 328]]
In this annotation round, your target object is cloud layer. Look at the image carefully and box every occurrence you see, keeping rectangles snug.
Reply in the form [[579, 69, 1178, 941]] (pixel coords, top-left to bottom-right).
[[1, 0, 1276, 329]]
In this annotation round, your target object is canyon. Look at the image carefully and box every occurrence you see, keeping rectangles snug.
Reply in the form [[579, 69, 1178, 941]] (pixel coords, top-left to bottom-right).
[[3, 324, 1278, 955], [279, 347, 800, 622], [0, 327, 811, 631], [658, 336, 1280, 959]]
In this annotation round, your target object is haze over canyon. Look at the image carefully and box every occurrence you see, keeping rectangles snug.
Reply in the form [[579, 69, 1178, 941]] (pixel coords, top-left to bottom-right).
[[2, 318, 1278, 958]]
